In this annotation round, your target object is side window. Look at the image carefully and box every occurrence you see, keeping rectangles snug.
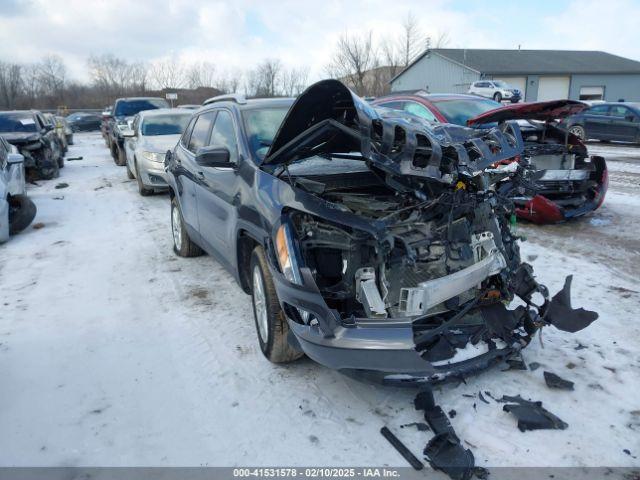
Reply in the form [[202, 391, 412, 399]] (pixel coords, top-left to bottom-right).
[[377, 101, 404, 110], [0, 138, 7, 169], [610, 105, 630, 118], [181, 117, 197, 148], [404, 101, 438, 122], [208, 110, 238, 163], [588, 105, 610, 116], [187, 112, 215, 153], [132, 115, 140, 134], [35, 114, 45, 130]]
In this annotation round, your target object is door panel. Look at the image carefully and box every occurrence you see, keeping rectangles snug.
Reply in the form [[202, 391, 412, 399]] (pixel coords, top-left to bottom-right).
[[582, 105, 611, 139], [609, 106, 638, 140]]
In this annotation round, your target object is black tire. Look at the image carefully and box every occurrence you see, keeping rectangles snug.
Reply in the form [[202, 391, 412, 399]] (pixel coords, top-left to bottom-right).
[[135, 159, 153, 196], [250, 245, 304, 363], [38, 149, 59, 180], [116, 144, 127, 166], [493, 92, 502, 102], [126, 161, 135, 179], [8, 195, 37, 234], [58, 155, 64, 169], [568, 125, 586, 141], [170, 196, 203, 257]]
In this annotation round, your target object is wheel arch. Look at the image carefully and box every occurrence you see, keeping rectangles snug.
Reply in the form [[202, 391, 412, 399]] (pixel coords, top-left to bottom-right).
[[237, 229, 262, 294]]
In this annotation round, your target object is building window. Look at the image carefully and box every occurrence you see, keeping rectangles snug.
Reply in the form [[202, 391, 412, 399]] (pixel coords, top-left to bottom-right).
[[579, 86, 604, 101]]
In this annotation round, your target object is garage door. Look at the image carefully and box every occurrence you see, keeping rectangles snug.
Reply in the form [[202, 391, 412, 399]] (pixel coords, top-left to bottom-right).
[[493, 76, 527, 96], [538, 76, 570, 101]]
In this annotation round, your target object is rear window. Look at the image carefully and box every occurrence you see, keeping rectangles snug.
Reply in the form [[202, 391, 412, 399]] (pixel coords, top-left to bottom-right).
[[0, 113, 38, 133], [430, 98, 502, 126], [114, 99, 169, 117], [141, 114, 192, 136]]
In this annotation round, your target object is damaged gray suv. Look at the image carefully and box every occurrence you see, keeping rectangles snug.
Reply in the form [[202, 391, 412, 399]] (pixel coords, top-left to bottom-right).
[[165, 80, 597, 385]]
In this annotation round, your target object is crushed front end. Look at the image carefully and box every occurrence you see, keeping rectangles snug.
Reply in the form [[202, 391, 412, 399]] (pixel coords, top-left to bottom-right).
[[263, 80, 598, 384]]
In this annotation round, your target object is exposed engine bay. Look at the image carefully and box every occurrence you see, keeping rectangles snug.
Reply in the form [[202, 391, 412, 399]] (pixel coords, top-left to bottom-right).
[[264, 80, 598, 378]]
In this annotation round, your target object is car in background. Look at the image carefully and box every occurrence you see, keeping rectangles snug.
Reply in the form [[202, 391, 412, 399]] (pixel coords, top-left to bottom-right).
[[57, 116, 74, 146], [0, 136, 37, 242], [371, 92, 503, 126], [43, 113, 66, 163], [67, 112, 101, 132], [122, 108, 193, 196], [561, 102, 640, 143], [468, 80, 521, 103], [0, 110, 61, 180], [106, 97, 169, 166], [177, 104, 201, 110]]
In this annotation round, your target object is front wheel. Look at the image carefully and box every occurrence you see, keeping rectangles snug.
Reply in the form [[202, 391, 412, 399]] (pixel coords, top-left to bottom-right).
[[170, 196, 203, 257], [493, 92, 502, 102], [568, 125, 585, 141], [135, 160, 153, 196], [8, 195, 37, 234], [250, 246, 304, 363]]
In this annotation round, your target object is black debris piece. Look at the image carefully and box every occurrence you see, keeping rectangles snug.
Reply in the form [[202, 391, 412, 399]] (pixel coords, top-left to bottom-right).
[[504, 355, 528, 371], [380, 426, 424, 470], [478, 392, 490, 404], [66, 156, 83, 161], [543, 371, 575, 391], [575, 343, 588, 351], [484, 391, 495, 400], [415, 389, 475, 480], [55, 182, 69, 189], [529, 362, 542, 371], [546, 276, 598, 333], [500, 395, 568, 432], [623, 449, 631, 455], [462, 394, 475, 399], [424, 432, 475, 480], [449, 409, 457, 419], [400, 422, 430, 432]]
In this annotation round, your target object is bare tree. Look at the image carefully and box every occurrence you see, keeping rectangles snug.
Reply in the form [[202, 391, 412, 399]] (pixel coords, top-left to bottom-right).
[[149, 57, 186, 90], [0, 62, 22, 108], [326, 31, 377, 96], [246, 59, 283, 97], [186, 61, 217, 89], [428, 31, 450, 49], [37, 55, 66, 103], [87, 54, 147, 100], [399, 12, 427, 67], [281, 66, 309, 97]]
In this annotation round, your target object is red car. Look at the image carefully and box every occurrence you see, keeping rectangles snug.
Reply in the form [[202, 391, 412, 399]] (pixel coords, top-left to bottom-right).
[[372, 93, 608, 224]]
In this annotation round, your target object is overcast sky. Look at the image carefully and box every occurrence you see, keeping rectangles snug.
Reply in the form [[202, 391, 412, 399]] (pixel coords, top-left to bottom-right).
[[0, 0, 639, 83]]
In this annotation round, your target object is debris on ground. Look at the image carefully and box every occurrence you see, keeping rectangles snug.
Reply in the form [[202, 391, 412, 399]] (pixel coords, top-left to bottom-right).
[[380, 426, 424, 470], [478, 391, 490, 404], [32, 222, 45, 229], [503, 355, 528, 371], [415, 389, 475, 480], [448, 409, 457, 418], [400, 422, 430, 432], [66, 156, 83, 161], [546, 276, 599, 333], [528, 362, 542, 371], [52, 196, 64, 200], [575, 343, 588, 350], [543, 371, 575, 391], [500, 395, 568, 432], [55, 182, 69, 189]]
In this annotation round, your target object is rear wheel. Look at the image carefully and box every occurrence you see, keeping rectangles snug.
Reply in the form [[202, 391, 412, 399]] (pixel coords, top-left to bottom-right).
[[116, 145, 127, 166], [250, 246, 303, 363], [8, 195, 37, 234], [170, 196, 203, 257], [568, 125, 585, 141], [493, 92, 502, 102]]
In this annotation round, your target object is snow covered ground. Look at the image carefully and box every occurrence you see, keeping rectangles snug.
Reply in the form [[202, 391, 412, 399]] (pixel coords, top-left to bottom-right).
[[0, 134, 638, 469]]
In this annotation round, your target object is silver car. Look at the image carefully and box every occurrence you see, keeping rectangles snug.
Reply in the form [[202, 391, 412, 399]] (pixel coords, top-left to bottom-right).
[[0, 137, 36, 243], [123, 108, 193, 195]]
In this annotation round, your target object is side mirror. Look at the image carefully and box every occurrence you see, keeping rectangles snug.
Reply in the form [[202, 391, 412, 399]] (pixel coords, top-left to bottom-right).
[[195, 146, 232, 168], [7, 152, 24, 164]]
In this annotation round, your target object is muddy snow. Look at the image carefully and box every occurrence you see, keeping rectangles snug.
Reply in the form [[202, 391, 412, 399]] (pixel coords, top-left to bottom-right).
[[0, 134, 638, 468]]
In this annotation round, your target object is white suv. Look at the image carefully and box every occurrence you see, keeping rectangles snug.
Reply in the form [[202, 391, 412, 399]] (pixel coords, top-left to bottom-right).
[[468, 80, 522, 103]]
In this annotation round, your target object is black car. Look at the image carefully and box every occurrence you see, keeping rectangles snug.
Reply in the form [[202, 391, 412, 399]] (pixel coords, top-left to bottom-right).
[[165, 80, 596, 384], [106, 97, 169, 166], [563, 102, 640, 143], [67, 112, 102, 132], [0, 110, 62, 179]]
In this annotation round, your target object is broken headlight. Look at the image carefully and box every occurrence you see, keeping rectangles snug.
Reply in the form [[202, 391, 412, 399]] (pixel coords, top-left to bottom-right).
[[275, 222, 302, 285], [142, 151, 165, 163]]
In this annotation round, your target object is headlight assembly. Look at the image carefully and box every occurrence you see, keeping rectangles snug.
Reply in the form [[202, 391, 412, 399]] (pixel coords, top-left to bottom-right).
[[142, 151, 165, 163], [275, 223, 302, 285]]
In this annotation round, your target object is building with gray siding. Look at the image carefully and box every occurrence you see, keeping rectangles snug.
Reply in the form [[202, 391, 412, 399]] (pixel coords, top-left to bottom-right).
[[390, 49, 640, 102]]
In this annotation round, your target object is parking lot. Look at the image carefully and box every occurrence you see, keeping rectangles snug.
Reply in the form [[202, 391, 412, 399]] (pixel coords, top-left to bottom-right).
[[0, 132, 638, 468]]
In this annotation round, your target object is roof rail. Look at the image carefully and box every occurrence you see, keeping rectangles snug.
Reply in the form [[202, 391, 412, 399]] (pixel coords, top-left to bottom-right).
[[202, 93, 247, 106]]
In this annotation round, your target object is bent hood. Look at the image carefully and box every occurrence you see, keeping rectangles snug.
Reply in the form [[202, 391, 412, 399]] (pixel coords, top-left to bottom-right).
[[264, 79, 524, 183], [0, 132, 41, 145], [467, 100, 588, 126]]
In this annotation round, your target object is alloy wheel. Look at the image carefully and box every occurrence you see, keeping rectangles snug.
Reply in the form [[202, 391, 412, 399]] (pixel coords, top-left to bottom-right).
[[252, 265, 269, 344]]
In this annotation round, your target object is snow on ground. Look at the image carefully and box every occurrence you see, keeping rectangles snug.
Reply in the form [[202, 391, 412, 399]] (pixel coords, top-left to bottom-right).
[[0, 133, 639, 468]]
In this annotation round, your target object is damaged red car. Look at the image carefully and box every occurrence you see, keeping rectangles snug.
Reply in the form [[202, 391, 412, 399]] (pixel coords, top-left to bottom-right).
[[467, 100, 608, 224]]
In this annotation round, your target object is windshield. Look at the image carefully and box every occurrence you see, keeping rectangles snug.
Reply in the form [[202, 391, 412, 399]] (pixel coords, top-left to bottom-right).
[[431, 98, 502, 126], [114, 99, 169, 117], [242, 107, 290, 159], [493, 81, 509, 88], [0, 113, 38, 133], [141, 114, 192, 136]]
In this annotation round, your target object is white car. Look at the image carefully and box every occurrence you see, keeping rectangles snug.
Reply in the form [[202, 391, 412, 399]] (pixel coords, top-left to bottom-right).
[[0, 137, 36, 242], [123, 108, 193, 196], [468, 80, 522, 103]]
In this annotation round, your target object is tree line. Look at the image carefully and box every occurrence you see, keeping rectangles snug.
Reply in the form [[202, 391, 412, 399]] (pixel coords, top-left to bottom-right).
[[0, 12, 447, 110]]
